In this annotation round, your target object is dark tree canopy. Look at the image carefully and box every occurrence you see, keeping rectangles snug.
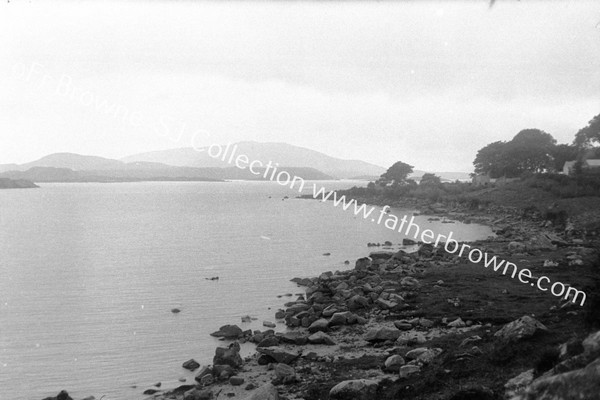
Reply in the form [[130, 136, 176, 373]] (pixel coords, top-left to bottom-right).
[[473, 129, 557, 178], [574, 113, 600, 148], [380, 161, 414, 184], [551, 144, 578, 172], [420, 173, 441, 186], [473, 141, 512, 178]]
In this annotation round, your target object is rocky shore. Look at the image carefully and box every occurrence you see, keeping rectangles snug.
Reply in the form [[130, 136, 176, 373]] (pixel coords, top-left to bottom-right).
[[44, 201, 600, 400]]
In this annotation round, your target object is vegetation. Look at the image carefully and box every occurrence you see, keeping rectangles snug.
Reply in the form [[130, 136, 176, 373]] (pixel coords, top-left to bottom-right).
[[378, 161, 414, 185]]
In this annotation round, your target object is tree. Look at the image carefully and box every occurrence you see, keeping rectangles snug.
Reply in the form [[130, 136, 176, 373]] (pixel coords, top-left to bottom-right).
[[379, 161, 414, 185], [551, 144, 578, 172], [574, 113, 600, 148], [420, 173, 441, 186], [473, 141, 511, 178], [473, 129, 557, 178], [507, 129, 556, 173]]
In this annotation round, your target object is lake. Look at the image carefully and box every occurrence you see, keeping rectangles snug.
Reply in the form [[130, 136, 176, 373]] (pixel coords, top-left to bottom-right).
[[0, 181, 494, 400]]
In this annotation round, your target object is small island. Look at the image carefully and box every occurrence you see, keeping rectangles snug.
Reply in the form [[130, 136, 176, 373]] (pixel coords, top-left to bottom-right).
[[0, 178, 39, 189]]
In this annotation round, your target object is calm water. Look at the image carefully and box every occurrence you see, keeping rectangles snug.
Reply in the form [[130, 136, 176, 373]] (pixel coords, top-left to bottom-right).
[[0, 181, 494, 400]]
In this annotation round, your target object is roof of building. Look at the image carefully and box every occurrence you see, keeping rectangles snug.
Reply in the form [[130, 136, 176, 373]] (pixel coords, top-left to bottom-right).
[[586, 159, 600, 167]]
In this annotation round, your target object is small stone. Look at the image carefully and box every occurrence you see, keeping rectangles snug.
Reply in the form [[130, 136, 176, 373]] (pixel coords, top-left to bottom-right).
[[447, 318, 466, 328], [384, 355, 405, 372], [182, 359, 200, 371], [263, 321, 276, 328], [308, 331, 336, 345], [399, 364, 421, 378], [229, 376, 245, 386]]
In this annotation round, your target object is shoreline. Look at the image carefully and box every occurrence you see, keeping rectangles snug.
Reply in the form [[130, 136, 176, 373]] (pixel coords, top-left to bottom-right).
[[44, 201, 600, 400]]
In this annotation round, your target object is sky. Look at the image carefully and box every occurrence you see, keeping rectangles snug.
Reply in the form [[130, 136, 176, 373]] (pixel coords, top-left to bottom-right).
[[1, 0, 599, 172]]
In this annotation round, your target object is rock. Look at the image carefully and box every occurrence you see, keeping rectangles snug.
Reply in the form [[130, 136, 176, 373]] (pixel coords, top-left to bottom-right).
[[364, 327, 401, 342], [274, 363, 298, 384], [543, 260, 559, 267], [348, 295, 370, 310], [257, 336, 279, 348], [329, 312, 350, 326], [243, 383, 279, 400], [513, 357, 600, 400], [213, 364, 235, 380], [384, 355, 405, 372], [171, 308, 181, 313], [230, 376, 245, 386], [447, 317, 466, 328], [582, 330, 600, 354], [403, 238, 417, 245], [418, 318, 434, 328], [399, 364, 421, 378], [394, 321, 413, 331], [460, 335, 482, 347], [375, 298, 398, 310], [195, 365, 213, 383], [257, 347, 300, 364], [355, 257, 371, 271], [308, 318, 329, 333], [143, 388, 161, 395], [504, 369, 534, 398], [369, 251, 395, 260], [213, 342, 243, 368], [308, 331, 336, 345], [184, 388, 212, 400], [42, 391, 74, 400], [400, 277, 419, 287], [279, 331, 308, 345], [405, 347, 442, 364], [329, 379, 378, 400], [210, 324, 243, 339], [263, 321, 276, 328], [494, 315, 548, 342], [182, 359, 200, 371]]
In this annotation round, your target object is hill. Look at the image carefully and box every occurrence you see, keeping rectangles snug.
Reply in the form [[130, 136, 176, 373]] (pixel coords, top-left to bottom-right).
[[121, 141, 386, 179]]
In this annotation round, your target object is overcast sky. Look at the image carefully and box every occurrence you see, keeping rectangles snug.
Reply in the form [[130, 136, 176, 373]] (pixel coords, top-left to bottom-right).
[[1, 0, 599, 172]]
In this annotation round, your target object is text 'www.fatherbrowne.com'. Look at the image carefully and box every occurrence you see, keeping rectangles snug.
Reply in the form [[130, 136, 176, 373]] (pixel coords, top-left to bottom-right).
[[199, 141, 587, 306]]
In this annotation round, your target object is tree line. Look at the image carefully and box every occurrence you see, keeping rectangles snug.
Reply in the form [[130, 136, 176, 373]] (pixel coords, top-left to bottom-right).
[[473, 113, 600, 178]]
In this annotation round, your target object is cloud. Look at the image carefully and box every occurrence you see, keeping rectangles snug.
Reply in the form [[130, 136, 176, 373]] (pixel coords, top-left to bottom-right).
[[1, 0, 599, 170]]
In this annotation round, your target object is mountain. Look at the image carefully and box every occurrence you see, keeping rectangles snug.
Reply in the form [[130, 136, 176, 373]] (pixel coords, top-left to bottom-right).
[[121, 141, 386, 179]]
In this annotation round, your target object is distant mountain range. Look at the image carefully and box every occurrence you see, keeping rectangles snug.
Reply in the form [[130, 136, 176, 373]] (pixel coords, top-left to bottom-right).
[[121, 141, 386, 179], [0, 142, 470, 183]]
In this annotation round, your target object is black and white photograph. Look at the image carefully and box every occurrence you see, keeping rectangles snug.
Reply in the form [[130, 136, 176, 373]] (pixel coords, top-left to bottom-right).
[[1, 1, 600, 400]]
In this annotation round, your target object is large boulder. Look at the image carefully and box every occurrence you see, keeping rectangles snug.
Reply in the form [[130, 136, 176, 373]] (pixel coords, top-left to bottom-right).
[[329, 379, 378, 400], [494, 316, 548, 342], [504, 369, 534, 399], [213, 342, 243, 368], [510, 357, 600, 400], [243, 383, 279, 400], [210, 324, 243, 339]]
